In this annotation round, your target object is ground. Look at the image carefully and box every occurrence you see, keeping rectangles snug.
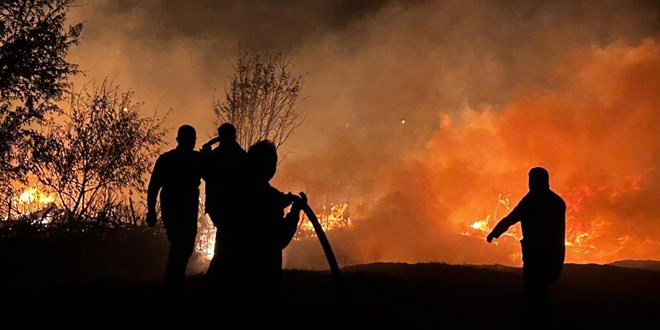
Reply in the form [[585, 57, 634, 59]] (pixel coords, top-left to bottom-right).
[[2, 249, 658, 329]]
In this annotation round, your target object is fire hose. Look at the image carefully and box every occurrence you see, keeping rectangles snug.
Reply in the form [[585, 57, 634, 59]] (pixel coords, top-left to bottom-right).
[[300, 203, 342, 289]]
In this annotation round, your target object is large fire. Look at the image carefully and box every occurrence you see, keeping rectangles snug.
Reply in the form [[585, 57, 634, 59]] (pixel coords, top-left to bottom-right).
[[276, 40, 660, 268], [4, 186, 351, 262], [461, 192, 610, 262], [5, 41, 659, 267]]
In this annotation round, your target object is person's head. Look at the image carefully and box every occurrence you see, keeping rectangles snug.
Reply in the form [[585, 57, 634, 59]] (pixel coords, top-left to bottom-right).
[[176, 125, 196, 150], [528, 167, 550, 191], [248, 140, 277, 183], [217, 123, 237, 143]]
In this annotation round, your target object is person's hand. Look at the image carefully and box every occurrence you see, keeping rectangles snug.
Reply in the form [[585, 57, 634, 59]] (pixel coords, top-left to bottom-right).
[[292, 192, 308, 210], [486, 233, 495, 243], [146, 210, 158, 227], [283, 192, 296, 206], [201, 137, 221, 152]]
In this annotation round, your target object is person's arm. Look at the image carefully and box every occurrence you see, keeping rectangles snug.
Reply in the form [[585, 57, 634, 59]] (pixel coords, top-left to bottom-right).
[[487, 195, 528, 242], [279, 193, 306, 249], [200, 138, 220, 182], [201, 137, 221, 153], [146, 157, 164, 226]]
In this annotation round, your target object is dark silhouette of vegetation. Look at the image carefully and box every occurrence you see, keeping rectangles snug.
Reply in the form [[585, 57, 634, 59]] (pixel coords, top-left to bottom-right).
[[29, 79, 167, 224], [212, 51, 304, 149], [0, 0, 82, 207]]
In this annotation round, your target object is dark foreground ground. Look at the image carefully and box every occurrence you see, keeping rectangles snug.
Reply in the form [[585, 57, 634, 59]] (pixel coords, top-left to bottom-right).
[[1, 237, 658, 329]]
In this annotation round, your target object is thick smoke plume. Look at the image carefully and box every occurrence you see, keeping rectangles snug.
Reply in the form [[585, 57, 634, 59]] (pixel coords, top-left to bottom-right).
[[66, 0, 659, 267], [287, 40, 660, 268]]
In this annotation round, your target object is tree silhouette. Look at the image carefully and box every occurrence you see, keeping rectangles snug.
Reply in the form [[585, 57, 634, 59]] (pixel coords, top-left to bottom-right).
[[29, 79, 167, 223], [0, 0, 82, 209], [212, 51, 304, 149]]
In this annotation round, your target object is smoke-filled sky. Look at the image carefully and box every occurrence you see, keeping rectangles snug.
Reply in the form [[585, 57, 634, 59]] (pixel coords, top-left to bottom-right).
[[67, 0, 659, 267]]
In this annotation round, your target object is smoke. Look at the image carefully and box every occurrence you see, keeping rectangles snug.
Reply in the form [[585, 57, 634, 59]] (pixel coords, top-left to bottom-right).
[[298, 40, 660, 268], [65, 0, 659, 267]]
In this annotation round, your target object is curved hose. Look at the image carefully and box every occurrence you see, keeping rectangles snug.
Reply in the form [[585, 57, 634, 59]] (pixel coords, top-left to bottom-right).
[[300, 203, 342, 287]]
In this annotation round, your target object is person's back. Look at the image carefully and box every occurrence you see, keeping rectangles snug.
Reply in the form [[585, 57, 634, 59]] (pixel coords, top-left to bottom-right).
[[239, 140, 303, 304], [518, 189, 566, 269], [156, 147, 202, 220], [201, 123, 248, 282], [487, 167, 566, 321], [147, 125, 202, 293], [204, 138, 247, 219], [245, 183, 297, 278]]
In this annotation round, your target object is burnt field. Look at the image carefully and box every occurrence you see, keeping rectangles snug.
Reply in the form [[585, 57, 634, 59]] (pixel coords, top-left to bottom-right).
[[1, 236, 658, 329]]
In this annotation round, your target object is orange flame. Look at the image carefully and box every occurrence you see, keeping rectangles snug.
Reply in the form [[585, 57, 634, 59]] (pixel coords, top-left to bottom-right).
[[297, 203, 352, 239], [7, 186, 58, 223]]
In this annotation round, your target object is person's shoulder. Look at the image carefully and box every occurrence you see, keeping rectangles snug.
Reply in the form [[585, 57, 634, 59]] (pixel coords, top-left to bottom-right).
[[229, 141, 247, 154], [549, 190, 566, 205], [555, 191, 567, 206], [158, 149, 177, 161], [264, 184, 284, 198], [520, 192, 533, 202]]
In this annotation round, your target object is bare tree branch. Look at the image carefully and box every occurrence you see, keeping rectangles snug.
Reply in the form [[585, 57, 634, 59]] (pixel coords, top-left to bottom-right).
[[212, 51, 305, 150]]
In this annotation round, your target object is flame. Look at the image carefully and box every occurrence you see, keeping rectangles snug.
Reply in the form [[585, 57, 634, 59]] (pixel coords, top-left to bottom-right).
[[195, 225, 216, 260], [16, 187, 56, 206], [461, 194, 518, 241], [297, 203, 352, 239], [470, 219, 489, 231], [193, 203, 352, 260], [463, 192, 612, 259], [7, 186, 58, 223], [194, 207, 217, 260]]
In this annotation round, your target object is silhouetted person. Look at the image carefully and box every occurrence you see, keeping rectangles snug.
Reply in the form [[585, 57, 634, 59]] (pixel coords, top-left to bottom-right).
[[200, 123, 248, 280], [147, 125, 202, 293], [487, 167, 566, 322], [245, 140, 304, 286], [220, 140, 304, 324]]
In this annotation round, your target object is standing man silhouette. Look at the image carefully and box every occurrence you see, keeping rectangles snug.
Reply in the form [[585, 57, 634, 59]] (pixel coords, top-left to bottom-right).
[[201, 123, 248, 280], [147, 125, 202, 293], [487, 167, 566, 321]]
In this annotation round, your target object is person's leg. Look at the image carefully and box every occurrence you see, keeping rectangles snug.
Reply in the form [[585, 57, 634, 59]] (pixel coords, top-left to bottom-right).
[[165, 230, 185, 293], [205, 212, 224, 277], [165, 222, 197, 294], [523, 265, 547, 326]]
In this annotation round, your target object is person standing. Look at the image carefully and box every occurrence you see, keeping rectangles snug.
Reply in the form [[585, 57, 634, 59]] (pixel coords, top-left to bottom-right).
[[200, 123, 248, 280], [147, 125, 202, 293], [487, 167, 566, 321]]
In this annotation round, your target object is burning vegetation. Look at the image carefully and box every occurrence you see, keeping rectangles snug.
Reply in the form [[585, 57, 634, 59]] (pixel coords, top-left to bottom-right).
[[2, 0, 658, 270]]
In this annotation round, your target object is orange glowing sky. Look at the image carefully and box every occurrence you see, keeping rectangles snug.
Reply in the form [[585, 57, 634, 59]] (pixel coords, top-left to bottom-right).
[[65, 0, 660, 267]]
